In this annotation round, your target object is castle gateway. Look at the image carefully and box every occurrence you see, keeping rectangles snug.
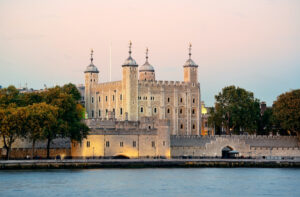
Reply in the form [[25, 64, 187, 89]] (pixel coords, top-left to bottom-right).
[[84, 42, 201, 136]]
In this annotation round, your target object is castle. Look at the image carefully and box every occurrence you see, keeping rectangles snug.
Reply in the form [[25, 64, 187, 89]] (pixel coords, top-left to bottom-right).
[[84, 42, 201, 136]]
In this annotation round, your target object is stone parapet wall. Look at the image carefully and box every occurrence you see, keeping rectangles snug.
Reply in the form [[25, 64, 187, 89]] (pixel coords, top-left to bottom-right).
[[170, 135, 300, 158], [0, 148, 70, 159]]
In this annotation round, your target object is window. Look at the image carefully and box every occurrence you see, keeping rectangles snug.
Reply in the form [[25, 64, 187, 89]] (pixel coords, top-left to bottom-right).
[[120, 108, 123, 115], [163, 141, 166, 146], [180, 98, 183, 103], [141, 107, 144, 113], [120, 142, 123, 147], [99, 110, 101, 117], [106, 141, 110, 147], [91, 97, 94, 103], [87, 141, 90, 147], [99, 96, 101, 102], [152, 141, 155, 148], [120, 94, 122, 100], [92, 110, 94, 118], [167, 97, 170, 102], [192, 98, 195, 103], [180, 109, 182, 114], [133, 141, 136, 147], [105, 96, 108, 102], [106, 109, 108, 115], [148, 126, 151, 129], [192, 124, 195, 129], [192, 109, 195, 114], [113, 108, 115, 114], [167, 108, 170, 114], [180, 124, 183, 129], [154, 108, 157, 113], [113, 95, 115, 101]]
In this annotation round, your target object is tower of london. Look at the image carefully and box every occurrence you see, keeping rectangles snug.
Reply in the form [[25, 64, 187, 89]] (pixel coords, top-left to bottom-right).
[[84, 42, 201, 136]]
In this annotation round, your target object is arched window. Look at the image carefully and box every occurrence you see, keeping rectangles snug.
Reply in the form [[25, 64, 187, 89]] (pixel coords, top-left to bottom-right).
[[192, 109, 195, 114], [141, 107, 144, 113], [167, 108, 170, 113], [120, 108, 123, 115], [180, 109, 182, 114], [99, 110, 101, 117], [192, 98, 195, 103], [154, 108, 157, 113], [167, 97, 170, 102], [180, 98, 183, 103], [192, 124, 195, 129], [180, 124, 183, 129]]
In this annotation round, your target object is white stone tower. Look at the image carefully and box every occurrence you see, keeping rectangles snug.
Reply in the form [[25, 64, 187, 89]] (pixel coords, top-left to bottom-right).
[[122, 41, 139, 121], [84, 49, 99, 118], [183, 43, 198, 83], [139, 48, 155, 81]]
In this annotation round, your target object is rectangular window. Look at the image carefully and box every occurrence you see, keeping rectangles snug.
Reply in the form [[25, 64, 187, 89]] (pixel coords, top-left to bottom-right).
[[133, 141, 136, 147], [92, 110, 94, 118], [120, 141, 123, 147], [91, 97, 94, 103], [152, 141, 155, 148], [105, 96, 108, 102], [106, 141, 110, 147], [87, 141, 90, 147]]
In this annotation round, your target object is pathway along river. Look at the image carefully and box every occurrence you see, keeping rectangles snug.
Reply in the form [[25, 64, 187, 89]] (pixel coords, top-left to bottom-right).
[[0, 168, 300, 197]]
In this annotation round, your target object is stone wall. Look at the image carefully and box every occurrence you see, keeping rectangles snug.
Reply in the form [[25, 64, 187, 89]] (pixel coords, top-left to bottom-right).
[[171, 135, 300, 158]]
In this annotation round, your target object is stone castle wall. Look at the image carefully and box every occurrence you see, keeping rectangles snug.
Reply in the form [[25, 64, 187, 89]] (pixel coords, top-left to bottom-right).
[[171, 135, 300, 158]]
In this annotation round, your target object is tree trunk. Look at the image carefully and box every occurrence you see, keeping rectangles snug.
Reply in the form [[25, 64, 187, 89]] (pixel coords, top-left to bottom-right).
[[5, 147, 10, 160], [46, 138, 51, 159], [31, 140, 35, 159]]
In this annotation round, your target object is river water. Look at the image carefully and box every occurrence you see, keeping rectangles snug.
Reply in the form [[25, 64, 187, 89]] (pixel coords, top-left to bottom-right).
[[0, 168, 299, 197]]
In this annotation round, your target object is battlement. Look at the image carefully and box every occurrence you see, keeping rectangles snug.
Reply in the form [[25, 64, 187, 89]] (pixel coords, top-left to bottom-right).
[[95, 80, 122, 88], [138, 80, 194, 87], [85, 117, 170, 131]]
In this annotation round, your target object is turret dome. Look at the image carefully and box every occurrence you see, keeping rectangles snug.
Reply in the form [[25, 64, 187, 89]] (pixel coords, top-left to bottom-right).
[[139, 48, 155, 72], [122, 41, 138, 67], [84, 49, 99, 73]]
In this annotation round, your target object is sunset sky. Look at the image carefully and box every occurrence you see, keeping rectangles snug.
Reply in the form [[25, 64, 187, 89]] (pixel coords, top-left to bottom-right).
[[0, 0, 299, 106]]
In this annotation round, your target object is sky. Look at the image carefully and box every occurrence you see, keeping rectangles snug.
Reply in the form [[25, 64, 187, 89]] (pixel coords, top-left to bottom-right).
[[0, 0, 299, 106]]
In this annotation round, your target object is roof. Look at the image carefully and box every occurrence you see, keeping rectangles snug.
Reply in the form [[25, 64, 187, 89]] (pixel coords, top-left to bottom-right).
[[84, 63, 99, 73]]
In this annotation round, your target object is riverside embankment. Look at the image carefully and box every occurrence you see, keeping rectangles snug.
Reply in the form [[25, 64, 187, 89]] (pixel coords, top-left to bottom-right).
[[1, 159, 300, 169]]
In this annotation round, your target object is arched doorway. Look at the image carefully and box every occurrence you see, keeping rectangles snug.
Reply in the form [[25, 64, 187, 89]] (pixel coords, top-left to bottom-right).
[[222, 146, 233, 158], [112, 154, 130, 159]]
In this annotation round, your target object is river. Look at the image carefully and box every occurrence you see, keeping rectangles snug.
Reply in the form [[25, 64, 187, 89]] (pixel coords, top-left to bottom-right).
[[0, 168, 299, 197]]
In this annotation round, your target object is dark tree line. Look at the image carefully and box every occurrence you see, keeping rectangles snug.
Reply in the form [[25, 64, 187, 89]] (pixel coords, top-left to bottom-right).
[[208, 86, 300, 136], [0, 84, 89, 160]]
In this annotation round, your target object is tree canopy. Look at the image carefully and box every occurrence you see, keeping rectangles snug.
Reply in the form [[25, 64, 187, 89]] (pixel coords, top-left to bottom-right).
[[0, 83, 89, 159], [273, 89, 300, 136], [208, 86, 261, 134]]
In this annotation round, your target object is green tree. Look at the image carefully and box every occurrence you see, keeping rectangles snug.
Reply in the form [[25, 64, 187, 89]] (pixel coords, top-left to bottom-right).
[[273, 89, 300, 136], [0, 106, 28, 159], [42, 85, 89, 158], [208, 86, 260, 134], [257, 108, 274, 135], [0, 86, 20, 107], [26, 103, 59, 159]]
